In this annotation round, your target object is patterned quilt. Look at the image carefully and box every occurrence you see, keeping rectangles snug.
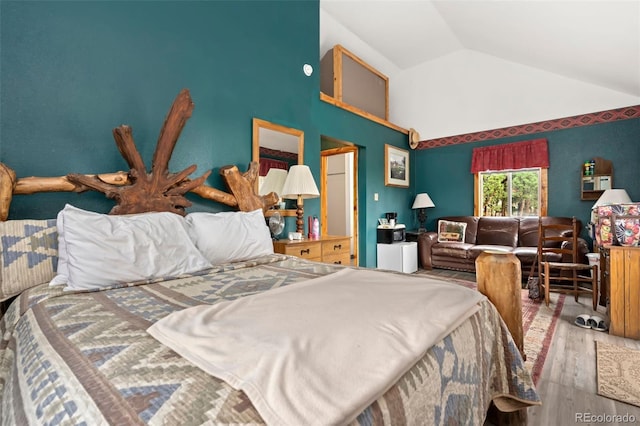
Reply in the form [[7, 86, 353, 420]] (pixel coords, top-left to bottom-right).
[[0, 255, 540, 425]]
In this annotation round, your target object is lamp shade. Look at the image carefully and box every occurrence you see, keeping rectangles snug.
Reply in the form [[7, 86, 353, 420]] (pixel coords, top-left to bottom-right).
[[259, 168, 288, 197], [592, 189, 632, 209], [412, 193, 435, 209], [280, 165, 320, 200]]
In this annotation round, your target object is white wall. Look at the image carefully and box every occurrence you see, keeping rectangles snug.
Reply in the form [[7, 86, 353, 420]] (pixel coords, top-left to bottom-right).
[[320, 11, 640, 140], [326, 153, 354, 250], [391, 50, 640, 140], [320, 9, 400, 84]]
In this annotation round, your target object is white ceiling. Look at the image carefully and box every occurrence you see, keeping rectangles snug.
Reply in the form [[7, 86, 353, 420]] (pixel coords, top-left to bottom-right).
[[320, 0, 640, 96]]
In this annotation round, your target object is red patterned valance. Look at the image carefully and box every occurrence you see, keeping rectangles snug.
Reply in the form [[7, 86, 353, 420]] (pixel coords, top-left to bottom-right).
[[259, 146, 298, 160], [419, 104, 640, 150], [470, 138, 548, 173]]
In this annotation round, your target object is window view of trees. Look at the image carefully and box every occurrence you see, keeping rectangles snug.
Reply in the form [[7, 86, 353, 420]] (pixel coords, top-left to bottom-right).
[[481, 169, 540, 217]]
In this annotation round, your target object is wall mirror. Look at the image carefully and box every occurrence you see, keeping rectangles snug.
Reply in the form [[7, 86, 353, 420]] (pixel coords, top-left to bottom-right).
[[252, 118, 304, 216]]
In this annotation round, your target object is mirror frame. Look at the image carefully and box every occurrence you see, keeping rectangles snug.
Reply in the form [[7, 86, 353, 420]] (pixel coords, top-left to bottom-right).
[[252, 118, 304, 217]]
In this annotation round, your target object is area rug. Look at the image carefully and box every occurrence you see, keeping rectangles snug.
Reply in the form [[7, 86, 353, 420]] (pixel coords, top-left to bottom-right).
[[596, 341, 640, 407], [416, 269, 564, 384]]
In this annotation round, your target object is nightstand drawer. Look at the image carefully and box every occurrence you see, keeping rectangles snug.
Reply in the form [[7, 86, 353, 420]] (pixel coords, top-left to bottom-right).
[[323, 252, 351, 265], [273, 235, 350, 265], [277, 242, 322, 260], [322, 238, 350, 257]]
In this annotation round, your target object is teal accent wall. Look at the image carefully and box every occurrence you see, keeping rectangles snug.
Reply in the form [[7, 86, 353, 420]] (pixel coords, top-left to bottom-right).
[[7, 2, 632, 266], [414, 118, 640, 246], [0, 0, 413, 267], [314, 103, 409, 267], [1, 0, 320, 217]]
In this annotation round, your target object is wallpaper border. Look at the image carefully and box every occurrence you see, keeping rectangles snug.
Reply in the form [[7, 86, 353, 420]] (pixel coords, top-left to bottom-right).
[[417, 105, 640, 150]]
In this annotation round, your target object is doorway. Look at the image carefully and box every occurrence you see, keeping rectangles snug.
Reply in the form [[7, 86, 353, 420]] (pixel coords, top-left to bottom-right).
[[320, 143, 358, 266]]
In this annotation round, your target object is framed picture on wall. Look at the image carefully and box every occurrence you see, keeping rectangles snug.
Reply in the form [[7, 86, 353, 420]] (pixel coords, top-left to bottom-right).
[[384, 144, 409, 187]]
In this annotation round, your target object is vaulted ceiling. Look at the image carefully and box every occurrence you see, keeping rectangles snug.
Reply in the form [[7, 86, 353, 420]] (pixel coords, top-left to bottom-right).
[[321, 0, 640, 97]]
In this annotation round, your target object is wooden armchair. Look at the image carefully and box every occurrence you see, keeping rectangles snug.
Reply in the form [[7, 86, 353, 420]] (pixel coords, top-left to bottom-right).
[[537, 217, 598, 310]]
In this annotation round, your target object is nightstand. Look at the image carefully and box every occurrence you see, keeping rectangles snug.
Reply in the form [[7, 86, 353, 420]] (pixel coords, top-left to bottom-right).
[[405, 229, 426, 242], [405, 230, 427, 269], [273, 235, 351, 265]]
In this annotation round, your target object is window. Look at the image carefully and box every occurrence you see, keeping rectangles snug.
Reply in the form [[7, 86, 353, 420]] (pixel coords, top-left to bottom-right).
[[475, 168, 548, 217], [471, 139, 549, 217]]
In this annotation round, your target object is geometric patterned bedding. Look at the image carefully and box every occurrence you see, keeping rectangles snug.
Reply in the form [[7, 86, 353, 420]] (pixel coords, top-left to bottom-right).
[[0, 254, 540, 425]]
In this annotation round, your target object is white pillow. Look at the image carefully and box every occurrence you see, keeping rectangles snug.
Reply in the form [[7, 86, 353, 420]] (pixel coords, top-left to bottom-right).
[[56, 205, 212, 291], [49, 208, 68, 286], [186, 209, 274, 265]]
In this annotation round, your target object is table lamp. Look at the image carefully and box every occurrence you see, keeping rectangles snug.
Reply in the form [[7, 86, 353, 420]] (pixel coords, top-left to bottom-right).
[[592, 189, 631, 208], [589, 188, 632, 239], [280, 165, 320, 233], [259, 168, 288, 209], [412, 193, 435, 232]]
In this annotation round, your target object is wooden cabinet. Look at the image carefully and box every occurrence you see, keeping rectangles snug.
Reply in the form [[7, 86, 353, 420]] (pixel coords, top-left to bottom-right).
[[273, 235, 351, 265], [580, 157, 613, 200], [607, 246, 640, 339]]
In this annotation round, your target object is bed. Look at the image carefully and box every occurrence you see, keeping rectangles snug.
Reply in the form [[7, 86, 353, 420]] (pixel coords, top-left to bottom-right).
[[0, 90, 539, 425], [0, 247, 539, 425]]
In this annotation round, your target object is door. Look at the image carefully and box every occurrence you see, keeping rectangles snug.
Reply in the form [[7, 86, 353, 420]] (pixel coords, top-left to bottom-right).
[[320, 146, 358, 266]]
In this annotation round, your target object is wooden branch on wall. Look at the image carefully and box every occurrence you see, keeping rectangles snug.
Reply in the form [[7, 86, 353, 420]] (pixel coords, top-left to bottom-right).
[[0, 162, 278, 221], [0, 163, 17, 222], [66, 89, 209, 216], [220, 162, 279, 212]]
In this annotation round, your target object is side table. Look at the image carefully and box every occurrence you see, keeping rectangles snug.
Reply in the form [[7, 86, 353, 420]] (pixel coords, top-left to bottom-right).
[[406, 229, 426, 268], [273, 235, 351, 265], [476, 250, 525, 360]]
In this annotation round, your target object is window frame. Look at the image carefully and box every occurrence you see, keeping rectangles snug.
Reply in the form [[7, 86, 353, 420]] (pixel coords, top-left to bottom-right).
[[474, 168, 548, 217]]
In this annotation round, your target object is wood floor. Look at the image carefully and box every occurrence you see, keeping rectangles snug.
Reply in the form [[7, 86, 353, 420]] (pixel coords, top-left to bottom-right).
[[418, 269, 640, 424], [528, 294, 640, 425]]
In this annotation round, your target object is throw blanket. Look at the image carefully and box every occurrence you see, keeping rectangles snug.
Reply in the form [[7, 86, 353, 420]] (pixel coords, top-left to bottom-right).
[[148, 268, 486, 425]]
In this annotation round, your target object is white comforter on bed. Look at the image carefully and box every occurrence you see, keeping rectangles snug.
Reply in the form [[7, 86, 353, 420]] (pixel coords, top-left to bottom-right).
[[147, 268, 485, 426]]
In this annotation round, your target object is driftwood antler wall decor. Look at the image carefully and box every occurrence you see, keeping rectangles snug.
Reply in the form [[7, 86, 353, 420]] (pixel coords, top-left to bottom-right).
[[0, 89, 278, 221]]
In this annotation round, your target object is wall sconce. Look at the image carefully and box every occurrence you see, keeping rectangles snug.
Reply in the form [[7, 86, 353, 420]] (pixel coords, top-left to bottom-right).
[[412, 193, 435, 232], [281, 165, 319, 233]]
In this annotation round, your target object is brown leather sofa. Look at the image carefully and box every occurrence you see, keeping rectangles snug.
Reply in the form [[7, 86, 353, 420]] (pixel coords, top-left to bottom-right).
[[417, 216, 588, 275]]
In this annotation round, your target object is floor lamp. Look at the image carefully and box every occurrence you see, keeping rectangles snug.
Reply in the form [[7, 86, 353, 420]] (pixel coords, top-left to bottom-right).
[[280, 165, 320, 234]]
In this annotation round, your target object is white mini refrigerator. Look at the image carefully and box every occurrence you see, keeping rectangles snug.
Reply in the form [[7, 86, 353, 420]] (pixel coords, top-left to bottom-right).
[[376, 241, 418, 273]]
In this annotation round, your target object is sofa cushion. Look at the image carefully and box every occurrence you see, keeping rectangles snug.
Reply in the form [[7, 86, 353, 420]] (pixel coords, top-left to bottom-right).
[[468, 245, 513, 260], [512, 246, 538, 265], [431, 242, 474, 259], [519, 216, 582, 248], [476, 217, 519, 247], [518, 217, 539, 247], [438, 216, 479, 244]]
